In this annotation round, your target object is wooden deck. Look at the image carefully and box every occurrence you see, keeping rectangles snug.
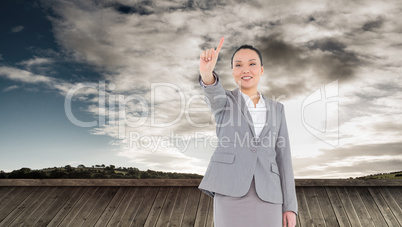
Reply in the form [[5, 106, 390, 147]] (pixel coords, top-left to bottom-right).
[[0, 179, 401, 226]]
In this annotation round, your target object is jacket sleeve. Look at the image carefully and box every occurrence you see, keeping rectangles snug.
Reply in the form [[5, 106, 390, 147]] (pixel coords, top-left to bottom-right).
[[275, 103, 298, 215], [198, 71, 228, 116]]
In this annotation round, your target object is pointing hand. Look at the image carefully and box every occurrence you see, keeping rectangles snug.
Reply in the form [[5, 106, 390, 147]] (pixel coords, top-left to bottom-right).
[[199, 36, 224, 79]]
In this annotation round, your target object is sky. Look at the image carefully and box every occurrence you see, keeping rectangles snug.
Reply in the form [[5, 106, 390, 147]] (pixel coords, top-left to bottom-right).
[[0, 0, 401, 178]]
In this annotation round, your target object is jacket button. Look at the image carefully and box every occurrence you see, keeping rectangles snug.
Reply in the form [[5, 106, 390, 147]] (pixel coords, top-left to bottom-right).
[[250, 148, 257, 152]]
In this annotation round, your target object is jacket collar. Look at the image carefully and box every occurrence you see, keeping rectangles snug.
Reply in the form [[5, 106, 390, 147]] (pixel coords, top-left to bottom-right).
[[232, 87, 273, 139]]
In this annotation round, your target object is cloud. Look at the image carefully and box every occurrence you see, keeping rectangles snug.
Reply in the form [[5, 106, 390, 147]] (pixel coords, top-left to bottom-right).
[[0, 65, 102, 102], [0, 66, 54, 84], [11, 25, 24, 33], [14, 57, 55, 76], [362, 16, 384, 31], [2, 85, 19, 93], [337, 69, 402, 143], [17, 57, 53, 67], [116, 147, 208, 174], [294, 142, 402, 178]]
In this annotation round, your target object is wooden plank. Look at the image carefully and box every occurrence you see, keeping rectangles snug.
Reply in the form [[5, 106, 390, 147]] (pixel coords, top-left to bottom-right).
[[19, 187, 65, 226], [194, 190, 211, 227], [155, 186, 180, 227], [169, 186, 191, 227], [33, 186, 79, 227], [296, 187, 313, 227], [383, 187, 402, 226], [303, 187, 326, 226], [368, 187, 400, 226], [335, 187, 361, 226], [368, 187, 401, 226], [325, 187, 351, 227], [385, 187, 402, 207], [205, 195, 214, 227], [314, 187, 339, 226], [0, 186, 9, 196], [94, 186, 128, 226], [354, 187, 387, 226], [106, 187, 139, 226], [181, 187, 201, 226], [379, 187, 402, 225], [55, 187, 99, 226], [143, 186, 170, 226], [0, 186, 15, 203], [129, 186, 160, 227], [1, 178, 402, 187], [344, 187, 375, 226], [0, 187, 34, 220], [82, 187, 120, 226], [68, 187, 109, 226], [7, 187, 55, 226], [0, 186, 45, 226], [46, 187, 89, 226]]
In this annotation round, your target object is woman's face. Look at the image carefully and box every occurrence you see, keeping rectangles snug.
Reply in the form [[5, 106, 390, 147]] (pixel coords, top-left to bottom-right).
[[232, 48, 264, 90]]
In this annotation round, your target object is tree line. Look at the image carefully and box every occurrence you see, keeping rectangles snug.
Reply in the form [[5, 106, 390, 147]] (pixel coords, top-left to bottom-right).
[[0, 164, 203, 179]]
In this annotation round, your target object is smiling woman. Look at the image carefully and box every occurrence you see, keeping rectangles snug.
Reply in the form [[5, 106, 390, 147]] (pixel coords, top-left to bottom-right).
[[198, 37, 297, 227]]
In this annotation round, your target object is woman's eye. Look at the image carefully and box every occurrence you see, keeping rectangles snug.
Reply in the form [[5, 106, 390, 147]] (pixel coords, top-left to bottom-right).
[[250, 63, 256, 66], [235, 64, 241, 67]]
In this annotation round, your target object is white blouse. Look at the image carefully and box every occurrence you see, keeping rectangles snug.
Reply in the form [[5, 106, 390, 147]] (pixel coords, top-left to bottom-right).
[[239, 89, 267, 138]]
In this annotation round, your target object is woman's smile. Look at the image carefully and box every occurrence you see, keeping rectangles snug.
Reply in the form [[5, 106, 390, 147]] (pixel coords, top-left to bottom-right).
[[241, 76, 253, 81]]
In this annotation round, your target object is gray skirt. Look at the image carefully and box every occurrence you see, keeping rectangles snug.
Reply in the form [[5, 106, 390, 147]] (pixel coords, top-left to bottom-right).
[[213, 175, 282, 227]]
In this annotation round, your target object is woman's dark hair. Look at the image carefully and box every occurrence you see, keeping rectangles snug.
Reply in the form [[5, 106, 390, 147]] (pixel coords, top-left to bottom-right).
[[231, 44, 263, 69]]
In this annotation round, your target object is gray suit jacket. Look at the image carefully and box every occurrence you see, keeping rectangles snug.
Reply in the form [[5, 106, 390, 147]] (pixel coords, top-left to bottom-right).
[[197, 71, 298, 214]]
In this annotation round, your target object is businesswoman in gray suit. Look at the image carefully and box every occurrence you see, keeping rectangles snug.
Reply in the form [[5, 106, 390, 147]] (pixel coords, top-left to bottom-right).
[[198, 37, 297, 227]]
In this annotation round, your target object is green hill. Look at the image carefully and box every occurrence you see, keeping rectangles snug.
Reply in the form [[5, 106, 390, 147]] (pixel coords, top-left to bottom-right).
[[354, 170, 402, 179], [0, 164, 203, 179]]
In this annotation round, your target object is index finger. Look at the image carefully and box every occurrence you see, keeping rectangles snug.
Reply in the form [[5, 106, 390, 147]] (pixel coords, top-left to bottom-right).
[[215, 36, 224, 54]]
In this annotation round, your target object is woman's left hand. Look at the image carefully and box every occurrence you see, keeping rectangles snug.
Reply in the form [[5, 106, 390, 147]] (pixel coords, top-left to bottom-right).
[[283, 211, 296, 227]]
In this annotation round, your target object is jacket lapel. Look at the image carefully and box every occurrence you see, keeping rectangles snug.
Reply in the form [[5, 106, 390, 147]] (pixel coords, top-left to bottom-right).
[[232, 88, 273, 140], [233, 88, 256, 137], [258, 94, 273, 140]]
